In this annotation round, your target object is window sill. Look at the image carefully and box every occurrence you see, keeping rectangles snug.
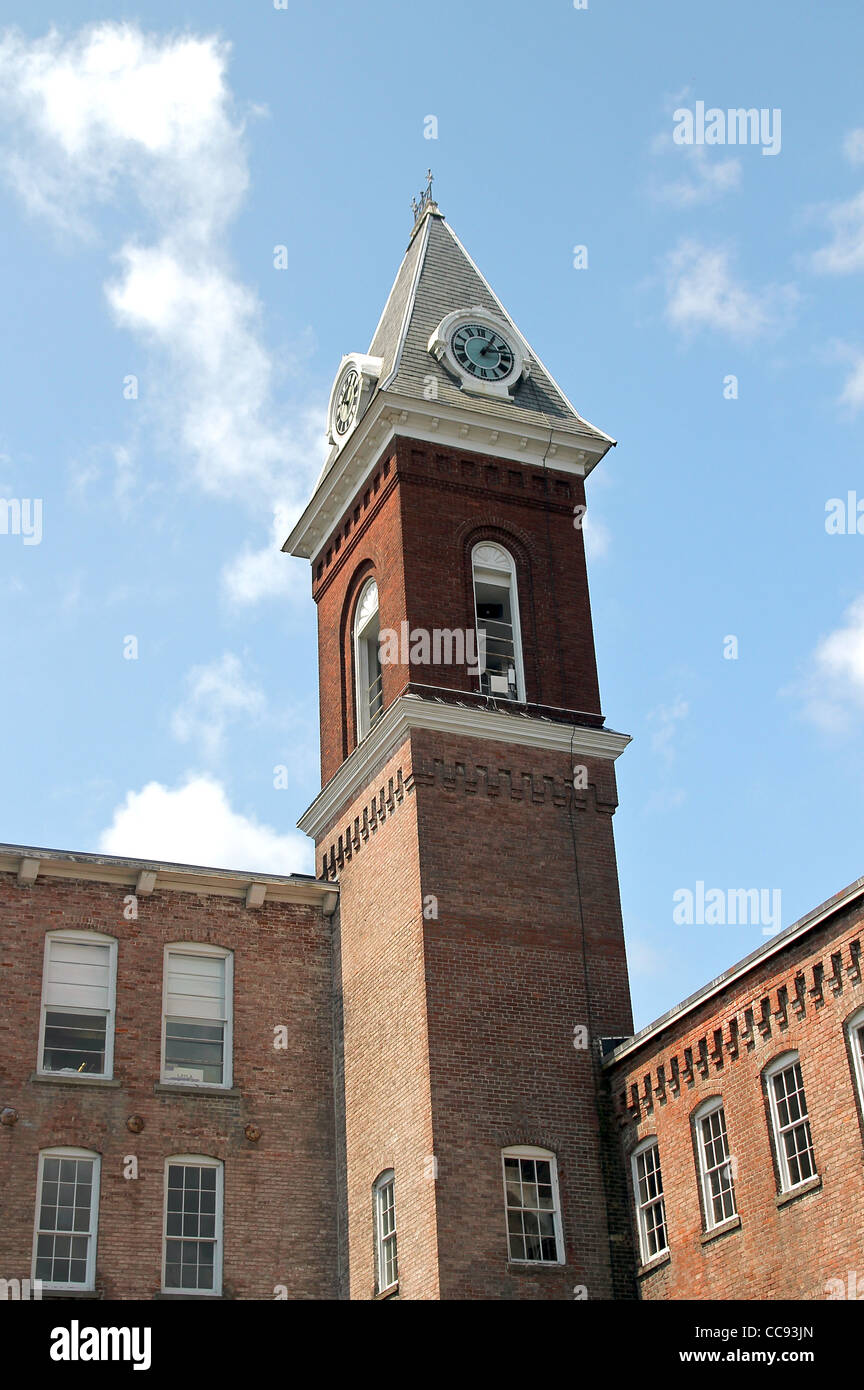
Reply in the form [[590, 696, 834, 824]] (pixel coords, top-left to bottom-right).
[[776, 1174, 822, 1208], [637, 1251, 671, 1278], [30, 1072, 120, 1088], [507, 1260, 567, 1273], [701, 1214, 742, 1246], [154, 1292, 228, 1300], [374, 1284, 399, 1300], [41, 1289, 99, 1299], [154, 1083, 240, 1098]]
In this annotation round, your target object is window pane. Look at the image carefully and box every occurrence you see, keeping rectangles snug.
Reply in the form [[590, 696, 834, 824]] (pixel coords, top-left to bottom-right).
[[164, 1021, 224, 1085], [42, 1011, 107, 1074]]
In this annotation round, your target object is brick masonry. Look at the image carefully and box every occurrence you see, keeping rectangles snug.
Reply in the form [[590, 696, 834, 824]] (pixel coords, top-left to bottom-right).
[[605, 894, 864, 1300], [0, 871, 338, 1300]]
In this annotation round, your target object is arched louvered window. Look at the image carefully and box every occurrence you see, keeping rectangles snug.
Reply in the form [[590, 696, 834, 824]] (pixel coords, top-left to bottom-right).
[[471, 543, 525, 702], [354, 578, 383, 739]]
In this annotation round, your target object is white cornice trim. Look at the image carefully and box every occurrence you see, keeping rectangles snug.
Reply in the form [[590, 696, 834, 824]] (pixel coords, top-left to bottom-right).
[[298, 693, 631, 840], [0, 845, 337, 907], [283, 390, 612, 562]]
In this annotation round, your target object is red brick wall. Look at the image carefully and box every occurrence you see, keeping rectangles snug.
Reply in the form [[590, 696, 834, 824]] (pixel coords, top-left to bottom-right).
[[606, 898, 864, 1301], [311, 437, 604, 785], [317, 728, 633, 1300], [0, 871, 338, 1300]]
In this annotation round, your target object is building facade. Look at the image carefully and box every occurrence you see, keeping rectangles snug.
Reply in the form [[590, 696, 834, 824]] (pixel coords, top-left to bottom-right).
[[1, 192, 862, 1301], [605, 878, 864, 1301]]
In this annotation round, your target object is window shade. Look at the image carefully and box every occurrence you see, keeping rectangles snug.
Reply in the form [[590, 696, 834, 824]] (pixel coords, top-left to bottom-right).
[[166, 953, 225, 1021], [45, 938, 111, 1012]]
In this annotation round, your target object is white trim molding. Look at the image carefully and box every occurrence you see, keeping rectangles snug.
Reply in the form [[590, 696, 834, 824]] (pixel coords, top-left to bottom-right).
[[298, 692, 630, 841], [284, 388, 611, 563]]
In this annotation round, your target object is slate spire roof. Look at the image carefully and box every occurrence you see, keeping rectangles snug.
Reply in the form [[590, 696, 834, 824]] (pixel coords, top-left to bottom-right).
[[366, 201, 614, 446]]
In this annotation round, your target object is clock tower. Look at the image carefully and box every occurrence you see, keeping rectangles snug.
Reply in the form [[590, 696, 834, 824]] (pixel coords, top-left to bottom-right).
[[285, 189, 634, 1300]]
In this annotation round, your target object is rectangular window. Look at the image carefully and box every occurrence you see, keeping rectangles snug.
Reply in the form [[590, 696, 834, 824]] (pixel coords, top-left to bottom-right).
[[39, 934, 116, 1077], [769, 1060, 816, 1190], [374, 1173, 398, 1292], [698, 1105, 737, 1228], [633, 1141, 668, 1263], [162, 948, 231, 1087], [163, 1159, 223, 1294], [502, 1149, 563, 1263], [33, 1151, 100, 1290]]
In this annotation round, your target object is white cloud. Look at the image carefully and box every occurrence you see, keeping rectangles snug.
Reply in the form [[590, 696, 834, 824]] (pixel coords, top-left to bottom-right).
[[647, 696, 689, 762], [651, 134, 741, 207], [843, 129, 864, 165], [0, 23, 323, 595], [98, 774, 312, 874], [795, 596, 864, 731], [663, 240, 797, 340], [171, 653, 266, 760], [837, 350, 864, 412], [811, 189, 864, 275], [581, 512, 610, 562]]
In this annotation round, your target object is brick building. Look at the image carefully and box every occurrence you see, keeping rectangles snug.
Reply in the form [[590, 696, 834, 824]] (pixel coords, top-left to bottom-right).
[[604, 878, 864, 1301], [1, 189, 861, 1301]]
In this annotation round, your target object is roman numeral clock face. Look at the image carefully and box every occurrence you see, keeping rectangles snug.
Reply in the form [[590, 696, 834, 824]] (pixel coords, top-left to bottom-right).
[[450, 323, 515, 382], [333, 368, 361, 435]]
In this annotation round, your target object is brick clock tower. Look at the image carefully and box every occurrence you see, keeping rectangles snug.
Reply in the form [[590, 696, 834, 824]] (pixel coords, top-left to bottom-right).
[[285, 188, 634, 1300]]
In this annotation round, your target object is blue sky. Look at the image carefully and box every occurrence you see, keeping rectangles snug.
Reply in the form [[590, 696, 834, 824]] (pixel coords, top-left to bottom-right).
[[1, 1, 863, 1029]]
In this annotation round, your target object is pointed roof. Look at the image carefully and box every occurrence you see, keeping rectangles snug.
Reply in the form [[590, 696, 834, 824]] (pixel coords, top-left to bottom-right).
[[366, 204, 613, 445]]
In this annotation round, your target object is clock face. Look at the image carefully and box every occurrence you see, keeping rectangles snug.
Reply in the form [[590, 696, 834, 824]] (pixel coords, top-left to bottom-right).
[[333, 368, 361, 435], [450, 323, 515, 382]]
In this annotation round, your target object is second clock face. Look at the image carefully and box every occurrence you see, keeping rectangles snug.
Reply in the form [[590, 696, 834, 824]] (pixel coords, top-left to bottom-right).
[[334, 368, 361, 435], [450, 323, 515, 382]]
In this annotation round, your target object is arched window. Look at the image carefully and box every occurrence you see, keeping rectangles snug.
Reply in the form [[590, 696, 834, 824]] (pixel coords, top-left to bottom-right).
[[693, 1097, 737, 1230], [373, 1169, 398, 1293], [38, 930, 117, 1079], [471, 543, 525, 702], [354, 577, 383, 739], [501, 1145, 563, 1264], [763, 1051, 817, 1192], [33, 1147, 101, 1291], [162, 1155, 223, 1295]]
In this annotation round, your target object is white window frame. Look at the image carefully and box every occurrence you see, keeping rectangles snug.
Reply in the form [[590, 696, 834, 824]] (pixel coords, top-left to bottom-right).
[[161, 1155, 224, 1297], [631, 1137, 669, 1264], [32, 1147, 101, 1292], [353, 577, 383, 741], [764, 1051, 817, 1193], [471, 543, 526, 703], [501, 1144, 565, 1265], [847, 1006, 864, 1121], [37, 930, 118, 1080], [160, 944, 233, 1090], [373, 1169, 398, 1293], [694, 1098, 737, 1230]]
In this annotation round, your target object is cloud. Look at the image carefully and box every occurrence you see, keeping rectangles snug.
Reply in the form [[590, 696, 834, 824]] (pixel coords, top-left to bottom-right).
[[843, 129, 864, 166], [651, 135, 741, 207], [647, 696, 689, 762], [170, 653, 266, 760], [663, 240, 797, 340], [0, 22, 323, 594], [837, 349, 864, 412], [581, 512, 610, 562], [811, 189, 864, 275], [98, 774, 312, 874], [794, 596, 864, 732]]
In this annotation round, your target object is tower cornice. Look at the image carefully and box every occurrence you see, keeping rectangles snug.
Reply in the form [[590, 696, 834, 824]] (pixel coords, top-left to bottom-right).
[[283, 390, 611, 562], [297, 691, 630, 841]]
